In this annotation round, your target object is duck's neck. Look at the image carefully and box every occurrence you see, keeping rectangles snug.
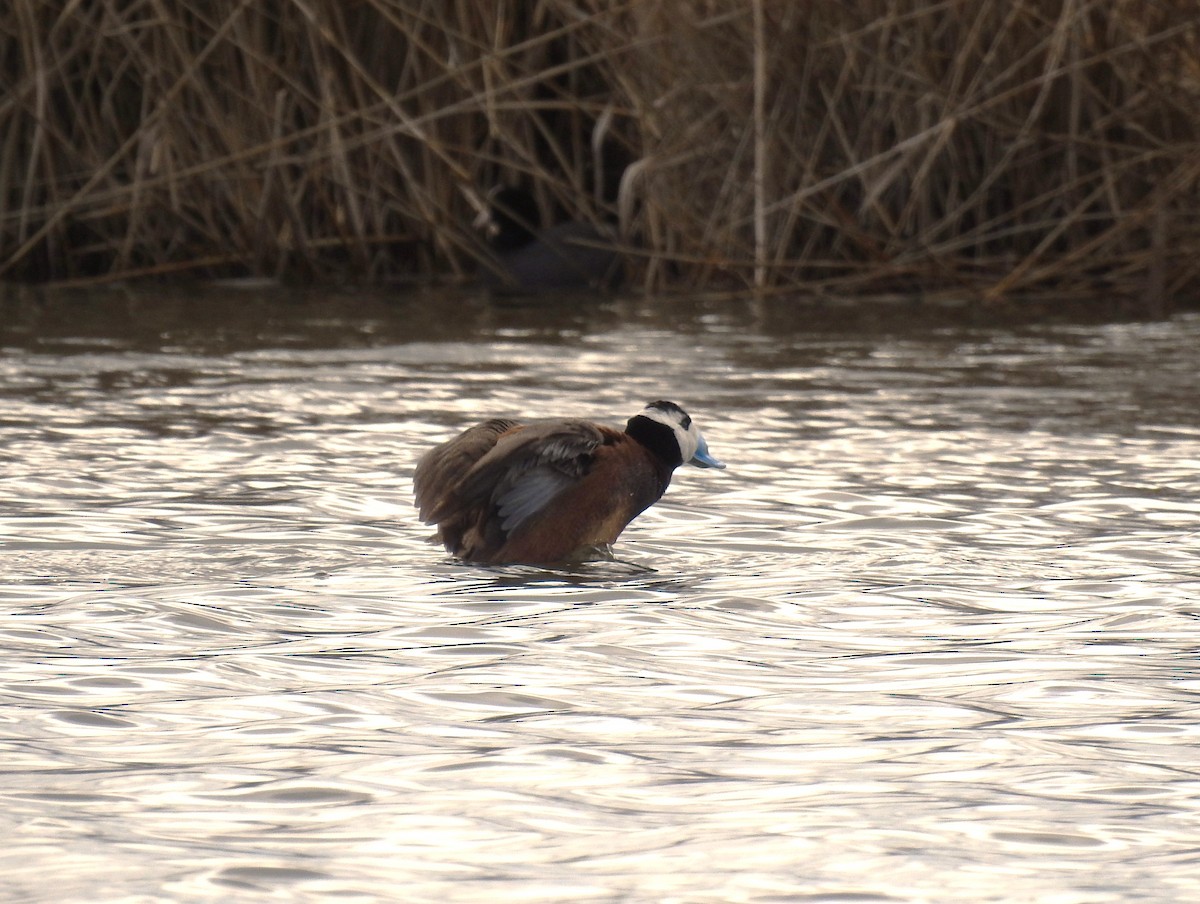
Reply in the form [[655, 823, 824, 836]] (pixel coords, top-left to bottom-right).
[[625, 415, 682, 499]]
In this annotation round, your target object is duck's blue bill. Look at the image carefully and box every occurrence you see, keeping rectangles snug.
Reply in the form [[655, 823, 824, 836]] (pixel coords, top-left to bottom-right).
[[689, 435, 726, 469]]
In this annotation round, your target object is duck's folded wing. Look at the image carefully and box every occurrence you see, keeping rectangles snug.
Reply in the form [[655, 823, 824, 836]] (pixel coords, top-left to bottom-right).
[[459, 420, 610, 532], [414, 418, 521, 523]]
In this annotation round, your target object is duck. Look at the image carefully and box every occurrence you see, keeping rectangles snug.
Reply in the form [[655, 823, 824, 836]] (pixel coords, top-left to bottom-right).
[[413, 400, 725, 564], [476, 186, 620, 293]]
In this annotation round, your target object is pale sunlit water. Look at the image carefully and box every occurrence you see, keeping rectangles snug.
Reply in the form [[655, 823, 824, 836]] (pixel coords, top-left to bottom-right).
[[2, 286, 1199, 903]]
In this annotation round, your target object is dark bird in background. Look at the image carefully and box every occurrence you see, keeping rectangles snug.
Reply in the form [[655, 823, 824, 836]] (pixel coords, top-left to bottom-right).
[[414, 401, 724, 564], [476, 186, 621, 294]]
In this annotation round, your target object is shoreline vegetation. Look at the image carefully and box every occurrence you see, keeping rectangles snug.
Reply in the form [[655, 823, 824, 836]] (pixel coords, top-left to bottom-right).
[[2, 1, 1197, 307]]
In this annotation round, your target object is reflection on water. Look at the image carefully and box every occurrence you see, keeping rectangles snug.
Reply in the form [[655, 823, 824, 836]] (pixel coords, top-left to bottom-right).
[[2, 286, 1200, 902]]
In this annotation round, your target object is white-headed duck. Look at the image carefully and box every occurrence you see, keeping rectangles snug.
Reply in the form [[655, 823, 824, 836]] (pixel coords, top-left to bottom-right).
[[414, 400, 724, 564], [476, 186, 620, 293]]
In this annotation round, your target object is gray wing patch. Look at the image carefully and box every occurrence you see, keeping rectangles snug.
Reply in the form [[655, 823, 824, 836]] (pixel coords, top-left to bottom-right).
[[495, 467, 575, 532]]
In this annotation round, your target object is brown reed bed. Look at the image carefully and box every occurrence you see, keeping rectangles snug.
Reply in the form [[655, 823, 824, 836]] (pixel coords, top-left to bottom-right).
[[2, 0, 1198, 306]]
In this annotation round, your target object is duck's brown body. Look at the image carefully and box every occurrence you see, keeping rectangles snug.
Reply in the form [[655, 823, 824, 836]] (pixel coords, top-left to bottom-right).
[[413, 417, 677, 565]]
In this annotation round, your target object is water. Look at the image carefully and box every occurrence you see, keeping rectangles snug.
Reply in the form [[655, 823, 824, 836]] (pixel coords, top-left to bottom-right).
[[2, 286, 1200, 903]]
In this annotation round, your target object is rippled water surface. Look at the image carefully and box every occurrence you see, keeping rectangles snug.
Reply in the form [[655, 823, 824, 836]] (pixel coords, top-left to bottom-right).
[[3, 287, 1200, 903]]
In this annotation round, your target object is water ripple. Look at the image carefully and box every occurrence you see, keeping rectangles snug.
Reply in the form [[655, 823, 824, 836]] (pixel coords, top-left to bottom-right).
[[2, 290, 1200, 901]]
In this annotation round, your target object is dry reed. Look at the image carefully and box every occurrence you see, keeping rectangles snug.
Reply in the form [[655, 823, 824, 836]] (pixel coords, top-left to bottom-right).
[[2, 0, 1197, 305]]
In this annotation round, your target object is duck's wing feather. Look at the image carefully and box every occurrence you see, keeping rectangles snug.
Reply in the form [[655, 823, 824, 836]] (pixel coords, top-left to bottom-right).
[[495, 467, 575, 532], [414, 418, 521, 523], [457, 420, 611, 532]]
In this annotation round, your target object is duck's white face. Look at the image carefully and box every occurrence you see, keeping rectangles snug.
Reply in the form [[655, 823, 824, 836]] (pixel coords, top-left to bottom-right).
[[639, 402, 726, 469]]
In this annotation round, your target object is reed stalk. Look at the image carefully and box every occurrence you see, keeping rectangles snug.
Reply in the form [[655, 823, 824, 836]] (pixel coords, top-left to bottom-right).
[[0, 0, 1196, 307]]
